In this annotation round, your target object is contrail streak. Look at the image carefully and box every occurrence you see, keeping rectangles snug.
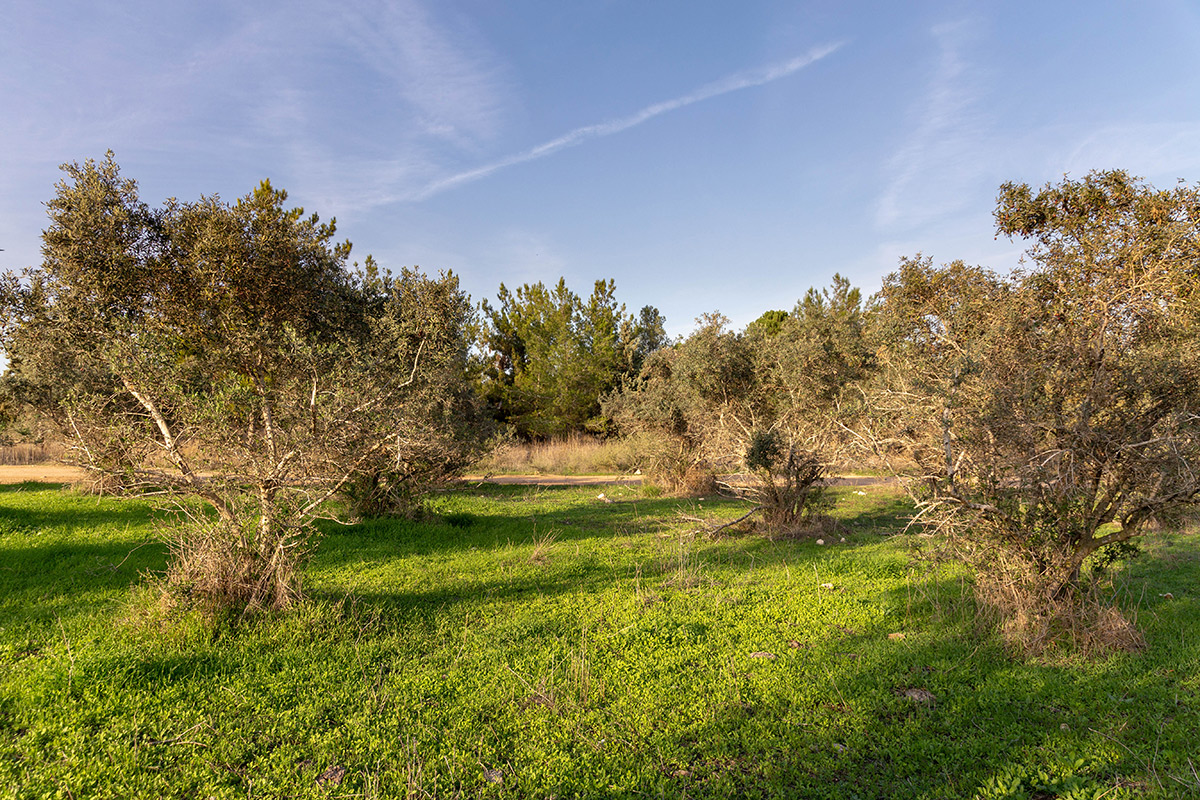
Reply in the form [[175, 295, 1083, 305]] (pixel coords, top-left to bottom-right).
[[409, 41, 845, 200]]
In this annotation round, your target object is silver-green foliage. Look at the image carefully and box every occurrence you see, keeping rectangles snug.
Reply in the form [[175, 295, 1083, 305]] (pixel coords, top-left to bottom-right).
[[0, 154, 483, 611], [871, 170, 1200, 613]]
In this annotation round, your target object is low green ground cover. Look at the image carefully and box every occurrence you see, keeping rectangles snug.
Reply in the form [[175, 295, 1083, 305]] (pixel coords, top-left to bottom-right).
[[1, 480, 1198, 798]]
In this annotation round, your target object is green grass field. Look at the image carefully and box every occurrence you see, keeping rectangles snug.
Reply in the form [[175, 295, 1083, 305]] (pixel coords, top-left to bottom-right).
[[1, 480, 1198, 798]]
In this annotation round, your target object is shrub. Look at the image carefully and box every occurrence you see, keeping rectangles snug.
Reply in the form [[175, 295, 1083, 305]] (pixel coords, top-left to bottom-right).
[[0, 155, 483, 616], [736, 429, 830, 533]]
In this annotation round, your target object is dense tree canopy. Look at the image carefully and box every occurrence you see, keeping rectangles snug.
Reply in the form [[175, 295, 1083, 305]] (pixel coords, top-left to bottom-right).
[[478, 278, 665, 438], [604, 312, 751, 490], [869, 171, 1200, 639], [607, 276, 873, 510], [0, 154, 483, 611]]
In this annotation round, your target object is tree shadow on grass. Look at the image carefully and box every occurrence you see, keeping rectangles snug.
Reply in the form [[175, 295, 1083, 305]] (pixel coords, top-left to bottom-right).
[[307, 560, 625, 619], [0, 481, 908, 633], [0, 481, 71, 494], [305, 540, 754, 625], [830, 493, 915, 536], [0, 482, 159, 533], [307, 484, 915, 624], [646, 572, 1198, 799], [318, 490, 753, 561], [0, 539, 168, 622]]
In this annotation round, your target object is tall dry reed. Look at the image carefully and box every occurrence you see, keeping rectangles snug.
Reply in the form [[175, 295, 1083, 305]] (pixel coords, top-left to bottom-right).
[[0, 443, 63, 465], [474, 433, 644, 475]]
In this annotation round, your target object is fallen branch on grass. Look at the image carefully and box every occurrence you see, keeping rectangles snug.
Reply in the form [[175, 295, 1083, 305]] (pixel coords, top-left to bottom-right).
[[682, 506, 764, 537]]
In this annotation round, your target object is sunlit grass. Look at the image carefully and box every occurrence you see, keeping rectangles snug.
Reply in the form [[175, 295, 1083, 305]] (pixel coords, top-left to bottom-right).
[[2, 481, 1198, 798]]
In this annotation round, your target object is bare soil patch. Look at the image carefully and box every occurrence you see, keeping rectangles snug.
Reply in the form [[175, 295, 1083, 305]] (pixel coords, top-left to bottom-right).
[[0, 464, 88, 483], [0, 467, 890, 488], [460, 473, 892, 487], [460, 474, 643, 487]]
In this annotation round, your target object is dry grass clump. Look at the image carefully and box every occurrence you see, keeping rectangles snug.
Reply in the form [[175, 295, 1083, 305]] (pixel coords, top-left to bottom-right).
[[973, 565, 1145, 659], [475, 431, 727, 496], [527, 527, 559, 564], [913, 504, 1152, 659], [763, 512, 844, 541], [677, 465, 719, 497], [0, 442, 64, 465], [475, 432, 643, 475], [610, 432, 722, 497], [158, 515, 308, 617], [637, 463, 718, 498]]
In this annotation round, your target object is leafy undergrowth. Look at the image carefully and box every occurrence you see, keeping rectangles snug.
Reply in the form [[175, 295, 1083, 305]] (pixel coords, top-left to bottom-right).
[[1, 481, 1199, 798]]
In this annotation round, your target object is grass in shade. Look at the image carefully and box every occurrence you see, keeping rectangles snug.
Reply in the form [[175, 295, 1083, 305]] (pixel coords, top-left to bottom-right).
[[1, 480, 1198, 798]]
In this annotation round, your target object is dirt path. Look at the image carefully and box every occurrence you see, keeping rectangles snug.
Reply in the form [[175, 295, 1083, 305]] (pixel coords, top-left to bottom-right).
[[460, 473, 891, 487], [460, 474, 644, 487], [0, 464, 89, 483], [0, 465, 890, 488], [0, 466, 646, 488]]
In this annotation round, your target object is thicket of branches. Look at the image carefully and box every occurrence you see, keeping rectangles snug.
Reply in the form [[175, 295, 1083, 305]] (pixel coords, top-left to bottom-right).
[[604, 171, 1200, 652], [0, 154, 484, 614], [604, 276, 872, 530], [864, 172, 1200, 651], [3, 157, 1198, 651]]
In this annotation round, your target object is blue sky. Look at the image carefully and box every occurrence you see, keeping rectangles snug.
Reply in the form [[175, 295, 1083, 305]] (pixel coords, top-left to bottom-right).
[[3, 0, 1200, 335]]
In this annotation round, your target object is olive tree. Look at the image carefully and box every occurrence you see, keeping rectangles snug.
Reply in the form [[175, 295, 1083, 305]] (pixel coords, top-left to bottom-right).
[[607, 277, 872, 529], [604, 312, 753, 494], [0, 154, 483, 613], [872, 171, 1200, 650]]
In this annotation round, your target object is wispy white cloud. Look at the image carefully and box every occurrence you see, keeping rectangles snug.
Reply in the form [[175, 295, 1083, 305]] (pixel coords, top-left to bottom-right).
[[150, 1, 512, 214], [875, 20, 988, 231], [1060, 121, 1200, 181], [330, 0, 507, 148], [405, 41, 846, 201]]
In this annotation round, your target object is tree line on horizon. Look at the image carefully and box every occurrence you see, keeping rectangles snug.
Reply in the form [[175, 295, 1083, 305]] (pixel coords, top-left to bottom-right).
[[2, 154, 1198, 654]]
